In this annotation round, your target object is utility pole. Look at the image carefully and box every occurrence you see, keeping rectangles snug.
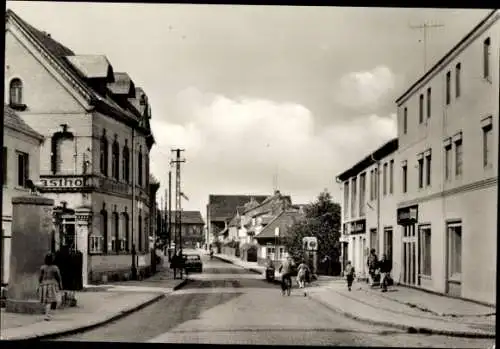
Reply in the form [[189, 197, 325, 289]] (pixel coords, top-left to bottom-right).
[[410, 22, 444, 73], [170, 149, 185, 279], [168, 171, 172, 261]]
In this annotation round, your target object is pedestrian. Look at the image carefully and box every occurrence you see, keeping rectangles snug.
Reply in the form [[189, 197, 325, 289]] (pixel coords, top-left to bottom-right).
[[378, 254, 392, 292], [344, 261, 355, 291], [38, 253, 63, 321], [367, 249, 379, 287], [296, 260, 310, 295]]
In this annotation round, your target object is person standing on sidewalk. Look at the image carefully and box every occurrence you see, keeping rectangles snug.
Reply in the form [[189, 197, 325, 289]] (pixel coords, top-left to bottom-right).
[[38, 253, 63, 321], [367, 249, 378, 287], [344, 261, 355, 291], [378, 254, 392, 292]]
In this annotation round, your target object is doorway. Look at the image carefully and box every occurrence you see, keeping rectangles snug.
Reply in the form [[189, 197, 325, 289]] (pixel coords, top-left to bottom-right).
[[402, 224, 419, 286]]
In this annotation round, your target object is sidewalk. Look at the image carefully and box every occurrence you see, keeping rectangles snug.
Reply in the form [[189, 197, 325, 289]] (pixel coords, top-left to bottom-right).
[[1, 262, 187, 340], [306, 279, 496, 338]]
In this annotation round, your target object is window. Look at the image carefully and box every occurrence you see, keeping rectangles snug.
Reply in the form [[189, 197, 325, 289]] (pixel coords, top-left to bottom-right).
[[455, 139, 463, 176], [138, 209, 143, 252], [370, 228, 377, 251], [351, 177, 357, 218], [343, 181, 349, 219], [122, 213, 130, 252], [403, 107, 408, 134], [483, 37, 491, 79], [89, 235, 103, 254], [483, 123, 493, 167], [389, 160, 394, 194], [100, 131, 109, 176], [402, 164, 407, 193], [17, 151, 29, 187], [419, 226, 432, 276], [426, 88, 431, 119], [112, 212, 119, 253], [444, 144, 452, 180], [96, 209, 108, 254], [2, 147, 7, 185], [122, 143, 130, 183], [419, 94, 424, 124], [418, 156, 424, 189], [138, 147, 143, 186], [447, 223, 462, 279], [9, 78, 23, 106], [384, 228, 393, 263], [455, 63, 461, 98], [111, 139, 120, 180], [382, 163, 387, 195], [425, 151, 432, 186], [373, 168, 378, 200], [446, 71, 451, 105], [359, 173, 366, 217]]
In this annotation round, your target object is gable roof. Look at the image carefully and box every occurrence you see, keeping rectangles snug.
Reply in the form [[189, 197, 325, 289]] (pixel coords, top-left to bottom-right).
[[4, 104, 44, 141], [243, 191, 292, 215], [256, 210, 304, 239], [5, 9, 153, 142], [208, 195, 269, 221], [169, 210, 204, 225]]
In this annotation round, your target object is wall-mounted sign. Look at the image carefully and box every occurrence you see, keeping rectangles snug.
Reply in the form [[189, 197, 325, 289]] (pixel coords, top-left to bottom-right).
[[350, 219, 366, 234], [397, 205, 418, 225], [302, 236, 318, 251], [40, 176, 89, 189]]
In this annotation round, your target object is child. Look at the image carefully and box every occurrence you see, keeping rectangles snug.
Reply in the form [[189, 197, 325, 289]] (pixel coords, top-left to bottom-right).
[[344, 261, 355, 291]]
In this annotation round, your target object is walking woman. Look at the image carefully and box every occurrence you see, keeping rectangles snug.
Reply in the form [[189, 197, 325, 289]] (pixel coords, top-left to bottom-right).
[[296, 260, 311, 296], [344, 261, 355, 291], [38, 253, 63, 321]]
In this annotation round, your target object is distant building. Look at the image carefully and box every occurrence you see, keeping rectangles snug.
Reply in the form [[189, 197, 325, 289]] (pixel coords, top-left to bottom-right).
[[336, 138, 399, 281], [394, 10, 498, 305], [206, 194, 268, 245], [169, 210, 205, 249], [1, 105, 44, 286], [5, 9, 156, 284]]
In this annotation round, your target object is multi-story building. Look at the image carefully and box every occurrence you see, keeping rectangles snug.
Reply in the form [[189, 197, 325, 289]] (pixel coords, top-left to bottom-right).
[[5, 9, 156, 285], [169, 210, 205, 249], [336, 138, 399, 281], [394, 10, 498, 305], [2, 105, 44, 285]]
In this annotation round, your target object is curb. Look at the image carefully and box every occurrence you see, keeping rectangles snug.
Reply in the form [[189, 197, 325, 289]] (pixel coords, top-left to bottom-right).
[[173, 279, 188, 291], [307, 293, 496, 339], [8, 293, 166, 341]]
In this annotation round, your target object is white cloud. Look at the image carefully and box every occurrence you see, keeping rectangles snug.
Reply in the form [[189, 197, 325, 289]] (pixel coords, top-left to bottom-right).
[[334, 65, 396, 111], [150, 87, 397, 214]]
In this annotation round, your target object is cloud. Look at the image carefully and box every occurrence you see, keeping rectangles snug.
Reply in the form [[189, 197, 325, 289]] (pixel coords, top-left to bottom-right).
[[150, 87, 397, 214], [334, 65, 396, 112]]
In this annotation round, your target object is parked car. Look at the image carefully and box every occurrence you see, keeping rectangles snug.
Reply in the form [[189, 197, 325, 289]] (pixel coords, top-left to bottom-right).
[[183, 254, 203, 273]]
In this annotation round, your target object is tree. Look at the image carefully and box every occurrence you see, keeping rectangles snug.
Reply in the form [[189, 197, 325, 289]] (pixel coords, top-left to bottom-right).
[[283, 189, 341, 265]]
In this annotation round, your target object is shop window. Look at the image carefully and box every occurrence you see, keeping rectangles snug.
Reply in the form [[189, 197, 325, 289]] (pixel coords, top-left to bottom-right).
[[419, 226, 432, 276]]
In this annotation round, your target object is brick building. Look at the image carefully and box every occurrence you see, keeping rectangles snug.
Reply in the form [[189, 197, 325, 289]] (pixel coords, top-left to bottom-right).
[[4, 9, 156, 284]]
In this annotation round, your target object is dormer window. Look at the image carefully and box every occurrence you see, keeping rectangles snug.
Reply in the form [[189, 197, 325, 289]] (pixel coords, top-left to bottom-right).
[[9, 78, 26, 110], [140, 95, 147, 106]]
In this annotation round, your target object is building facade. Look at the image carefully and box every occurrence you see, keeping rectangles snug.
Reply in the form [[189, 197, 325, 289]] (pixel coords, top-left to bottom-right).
[[337, 139, 400, 282], [395, 10, 498, 305], [169, 210, 205, 249], [2, 105, 44, 285], [5, 10, 156, 285]]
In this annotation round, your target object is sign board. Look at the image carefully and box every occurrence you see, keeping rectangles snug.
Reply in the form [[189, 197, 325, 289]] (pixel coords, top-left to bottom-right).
[[302, 236, 318, 251], [350, 219, 366, 234], [40, 176, 89, 189], [397, 205, 418, 225]]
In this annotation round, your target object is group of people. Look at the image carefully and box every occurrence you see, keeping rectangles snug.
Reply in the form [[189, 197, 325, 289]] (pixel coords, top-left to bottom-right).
[[343, 248, 393, 292], [266, 256, 312, 296]]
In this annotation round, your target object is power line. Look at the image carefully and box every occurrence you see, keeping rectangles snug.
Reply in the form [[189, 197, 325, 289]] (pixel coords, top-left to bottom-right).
[[410, 22, 444, 73]]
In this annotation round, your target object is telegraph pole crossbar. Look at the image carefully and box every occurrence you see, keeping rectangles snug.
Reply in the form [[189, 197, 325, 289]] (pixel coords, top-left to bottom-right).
[[410, 22, 444, 74]]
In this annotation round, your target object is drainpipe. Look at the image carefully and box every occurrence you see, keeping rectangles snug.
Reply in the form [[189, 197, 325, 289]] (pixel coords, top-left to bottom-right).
[[370, 154, 381, 255], [131, 127, 137, 280]]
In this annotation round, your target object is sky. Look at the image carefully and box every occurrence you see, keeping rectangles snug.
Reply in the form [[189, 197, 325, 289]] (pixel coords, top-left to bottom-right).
[[6, 2, 492, 217]]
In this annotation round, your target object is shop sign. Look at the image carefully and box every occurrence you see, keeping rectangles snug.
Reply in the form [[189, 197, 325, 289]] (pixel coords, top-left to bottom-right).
[[397, 205, 418, 225], [350, 219, 366, 234], [40, 176, 89, 189]]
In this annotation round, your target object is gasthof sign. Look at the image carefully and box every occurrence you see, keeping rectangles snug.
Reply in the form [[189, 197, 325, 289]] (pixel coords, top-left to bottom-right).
[[40, 176, 89, 189]]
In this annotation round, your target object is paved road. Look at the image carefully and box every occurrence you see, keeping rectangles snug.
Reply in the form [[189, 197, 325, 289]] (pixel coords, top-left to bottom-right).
[[55, 253, 495, 347]]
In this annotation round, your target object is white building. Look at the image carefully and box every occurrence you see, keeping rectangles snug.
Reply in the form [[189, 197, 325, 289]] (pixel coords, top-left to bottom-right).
[[2, 105, 44, 285], [394, 10, 498, 305], [5, 9, 156, 285], [336, 138, 400, 282]]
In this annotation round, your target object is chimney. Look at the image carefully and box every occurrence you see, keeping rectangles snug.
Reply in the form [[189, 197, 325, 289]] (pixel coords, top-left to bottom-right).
[[274, 190, 281, 196]]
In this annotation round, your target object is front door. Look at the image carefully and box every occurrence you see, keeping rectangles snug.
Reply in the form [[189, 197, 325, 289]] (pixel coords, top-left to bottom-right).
[[401, 224, 419, 286]]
